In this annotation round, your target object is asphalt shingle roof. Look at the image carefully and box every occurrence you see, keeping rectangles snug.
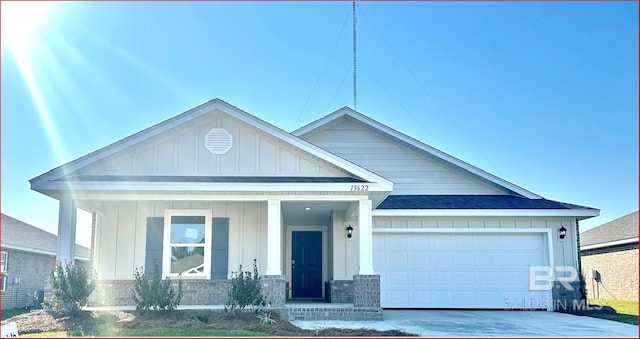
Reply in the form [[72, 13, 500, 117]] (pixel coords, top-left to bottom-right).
[[580, 210, 638, 247], [1, 214, 90, 259], [377, 195, 597, 210]]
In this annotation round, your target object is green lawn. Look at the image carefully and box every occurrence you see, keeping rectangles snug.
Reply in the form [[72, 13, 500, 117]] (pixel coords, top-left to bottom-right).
[[587, 299, 639, 325], [22, 328, 271, 337], [1, 308, 31, 320]]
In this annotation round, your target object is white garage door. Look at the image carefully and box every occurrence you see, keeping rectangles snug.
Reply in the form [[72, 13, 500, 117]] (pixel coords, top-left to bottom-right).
[[373, 232, 550, 309]]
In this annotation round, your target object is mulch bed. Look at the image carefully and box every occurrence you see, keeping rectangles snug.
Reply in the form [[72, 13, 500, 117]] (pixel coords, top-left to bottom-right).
[[2, 309, 417, 336]]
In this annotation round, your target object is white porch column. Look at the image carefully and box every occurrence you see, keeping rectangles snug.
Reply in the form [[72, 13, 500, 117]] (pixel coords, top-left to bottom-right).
[[358, 199, 374, 275], [57, 198, 77, 263], [265, 200, 282, 275]]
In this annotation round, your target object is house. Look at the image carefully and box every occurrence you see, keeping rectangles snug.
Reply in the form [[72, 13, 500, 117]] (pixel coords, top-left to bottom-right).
[[580, 211, 638, 301], [29, 99, 598, 316], [1, 214, 90, 309]]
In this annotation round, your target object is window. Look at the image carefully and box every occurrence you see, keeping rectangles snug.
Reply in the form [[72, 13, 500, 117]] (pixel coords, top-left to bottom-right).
[[1, 252, 7, 292], [163, 210, 212, 279]]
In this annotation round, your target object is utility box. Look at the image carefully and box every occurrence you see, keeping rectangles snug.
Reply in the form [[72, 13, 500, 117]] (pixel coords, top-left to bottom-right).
[[33, 290, 44, 309]]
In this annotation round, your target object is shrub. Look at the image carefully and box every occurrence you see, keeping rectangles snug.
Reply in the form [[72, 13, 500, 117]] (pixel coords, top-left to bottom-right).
[[225, 259, 267, 313], [187, 311, 209, 323], [47, 261, 95, 316], [131, 261, 183, 313]]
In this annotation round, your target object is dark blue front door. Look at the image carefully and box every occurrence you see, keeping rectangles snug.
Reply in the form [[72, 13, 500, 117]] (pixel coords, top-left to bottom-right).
[[292, 231, 322, 299]]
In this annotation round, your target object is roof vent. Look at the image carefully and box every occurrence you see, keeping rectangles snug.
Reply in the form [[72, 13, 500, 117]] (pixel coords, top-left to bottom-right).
[[204, 128, 232, 154]]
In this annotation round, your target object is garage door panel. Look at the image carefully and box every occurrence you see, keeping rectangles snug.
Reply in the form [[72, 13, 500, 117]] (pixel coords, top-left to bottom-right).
[[408, 251, 429, 266], [410, 291, 432, 305], [429, 236, 452, 249], [410, 271, 430, 286], [386, 236, 407, 249], [453, 251, 478, 266], [428, 252, 452, 266], [374, 232, 549, 309], [454, 272, 476, 285], [386, 251, 408, 267], [388, 271, 408, 286], [453, 236, 475, 248]]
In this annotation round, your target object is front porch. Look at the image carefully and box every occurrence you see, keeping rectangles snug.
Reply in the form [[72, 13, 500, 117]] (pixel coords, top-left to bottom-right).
[[60, 195, 384, 321]]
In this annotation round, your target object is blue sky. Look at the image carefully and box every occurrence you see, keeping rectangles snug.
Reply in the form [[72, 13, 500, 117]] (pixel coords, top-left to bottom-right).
[[2, 1, 638, 247]]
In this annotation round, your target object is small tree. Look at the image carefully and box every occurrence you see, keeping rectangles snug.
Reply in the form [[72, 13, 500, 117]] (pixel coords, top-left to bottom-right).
[[131, 261, 183, 313], [225, 259, 267, 313], [48, 261, 95, 316]]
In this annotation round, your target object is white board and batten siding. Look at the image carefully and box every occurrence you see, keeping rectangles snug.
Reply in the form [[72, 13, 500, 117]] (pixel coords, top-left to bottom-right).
[[301, 117, 506, 195], [91, 200, 268, 280], [74, 110, 352, 179], [372, 217, 577, 309]]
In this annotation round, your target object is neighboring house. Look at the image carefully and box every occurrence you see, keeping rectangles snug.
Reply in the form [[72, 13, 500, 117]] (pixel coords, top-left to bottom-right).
[[1, 214, 90, 309], [29, 99, 598, 315], [580, 211, 638, 301]]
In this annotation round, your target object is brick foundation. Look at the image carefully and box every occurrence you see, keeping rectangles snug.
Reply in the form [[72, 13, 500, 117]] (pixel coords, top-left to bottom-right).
[[326, 280, 354, 303], [89, 279, 232, 306], [352, 275, 380, 308]]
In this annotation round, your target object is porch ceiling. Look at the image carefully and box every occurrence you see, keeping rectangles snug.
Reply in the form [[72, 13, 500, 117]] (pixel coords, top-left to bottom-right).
[[282, 201, 351, 225]]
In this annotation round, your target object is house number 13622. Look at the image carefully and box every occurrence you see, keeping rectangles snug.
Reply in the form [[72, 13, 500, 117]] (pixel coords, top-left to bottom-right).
[[351, 185, 369, 192]]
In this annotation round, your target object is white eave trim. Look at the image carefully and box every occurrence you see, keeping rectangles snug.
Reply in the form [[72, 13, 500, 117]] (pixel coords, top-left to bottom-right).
[[1, 243, 90, 261], [294, 108, 541, 199], [372, 209, 600, 218], [34, 181, 392, 193], [580, 237, 639, 251]]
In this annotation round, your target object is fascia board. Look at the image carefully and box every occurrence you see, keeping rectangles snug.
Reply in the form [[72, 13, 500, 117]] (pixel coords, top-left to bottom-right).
[[580, 237, 639, 251], [33, 180, 392, 193], [372, 209, 600, 218]]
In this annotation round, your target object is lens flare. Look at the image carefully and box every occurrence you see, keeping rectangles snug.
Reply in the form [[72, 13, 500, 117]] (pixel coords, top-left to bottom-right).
[[2, 2, 69, 165]]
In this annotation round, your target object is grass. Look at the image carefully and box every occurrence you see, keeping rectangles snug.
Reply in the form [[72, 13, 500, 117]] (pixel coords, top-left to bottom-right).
[[22, 328, 272, 337], [587, 298, 639, 325], [1, 308, 31, 320]]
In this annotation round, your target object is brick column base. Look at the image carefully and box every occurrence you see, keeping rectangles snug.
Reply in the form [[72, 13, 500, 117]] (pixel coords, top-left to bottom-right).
[[353, 275, 380, 308], [261, 275, 286, 308], [553, 280, 584, 313]]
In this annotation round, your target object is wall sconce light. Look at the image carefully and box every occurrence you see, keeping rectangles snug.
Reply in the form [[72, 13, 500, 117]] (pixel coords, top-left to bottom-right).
[[558, 226, 567, 240], [346, 225, 354, 238]]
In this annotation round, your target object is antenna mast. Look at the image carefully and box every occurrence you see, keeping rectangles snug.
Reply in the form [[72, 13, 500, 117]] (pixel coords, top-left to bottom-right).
[[352, 1, 357, 111]]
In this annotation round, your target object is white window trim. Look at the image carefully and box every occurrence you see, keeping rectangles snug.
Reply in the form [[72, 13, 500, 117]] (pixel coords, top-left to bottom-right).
[[163, 209, 212, 279], [1, 251, 7, 272], [1, 251, 7, 292]]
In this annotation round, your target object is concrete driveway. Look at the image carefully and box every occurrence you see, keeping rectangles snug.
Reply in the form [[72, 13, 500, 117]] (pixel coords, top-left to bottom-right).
[[291, 310, 639, 337]]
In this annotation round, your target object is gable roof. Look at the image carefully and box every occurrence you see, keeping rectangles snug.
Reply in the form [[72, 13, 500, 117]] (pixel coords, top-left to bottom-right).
[[30, 99, 393, 195], [294, 107, 541, 199], [580, 211, 638, 249], [1, 214, 90, 260]]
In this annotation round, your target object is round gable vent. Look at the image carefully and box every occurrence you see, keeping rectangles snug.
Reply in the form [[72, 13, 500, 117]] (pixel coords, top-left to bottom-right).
[[204, 128, 233, 154]]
